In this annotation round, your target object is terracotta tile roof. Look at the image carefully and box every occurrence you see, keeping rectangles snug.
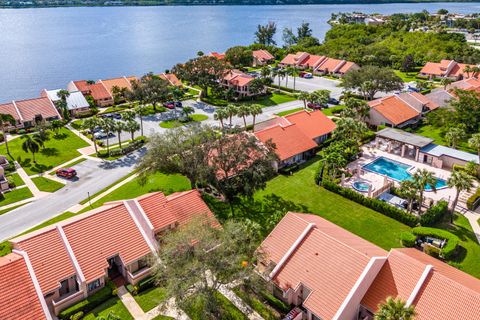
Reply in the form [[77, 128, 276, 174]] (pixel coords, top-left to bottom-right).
[[61, 203, 151, 282], [0, 253, 47, 320], [224, 70, 255, 87], [316, 57, 343, 72], [73, 80, 112, 100], [284, 110, 336, 140], [301, 54, 325, 68], [254, 124, 317, 161], [338, 61, 358, 74], [279, 53, 297, 65], [369, 95, 420, 126], [254, 117, 291, 132], [99, 76, 136, 96], [0, 102, 20, 121], [420, 60, 477, 78], [253, 49, 274, 62], [210, 52, 225, 59], [14, 97, 61, 121], [159, 73, 182, 86], [138, 190, 220, 232], [72, 80, 90, 92], [12, 228, 76, 294]]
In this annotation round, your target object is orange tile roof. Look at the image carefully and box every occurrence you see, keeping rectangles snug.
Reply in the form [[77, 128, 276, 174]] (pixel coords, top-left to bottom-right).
[[99, 76, 135, 96], [317, 57, 343, 72], [254, 124, 317, 161], [14, 97, 61, 121], [369, 95, 420, 125], [62, 203, 151, 282], [284, 110, 336, 140], [224, 70, 255, 87], [0, 102, 20, 121], [253, 49, 274, 62], [338, 61, 358, 74], [301, 54, 324, 68], [73, 80, 112, 100], [0, 253, 47, 320], [13, 228, 76, 294], [420, 60, 477, 78], [279, 53, 298, 65], [210, 52, 225, 59], [159, 73, 182, 86]]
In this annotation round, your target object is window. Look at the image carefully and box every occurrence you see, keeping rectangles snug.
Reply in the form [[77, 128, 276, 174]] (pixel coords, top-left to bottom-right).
[[87, 279, 101, 292], [137, 256, 149, 270]]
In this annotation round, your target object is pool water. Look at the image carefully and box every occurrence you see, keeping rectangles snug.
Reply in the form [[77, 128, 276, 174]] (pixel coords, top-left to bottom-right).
[[353, 181, 372, 192], [363, 157, 447, 191]]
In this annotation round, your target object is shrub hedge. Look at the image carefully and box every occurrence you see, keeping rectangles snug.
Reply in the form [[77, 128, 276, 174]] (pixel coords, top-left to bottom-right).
[[467, 188, 480, 210], [420, 200, 449, 226], [411, 227, 459, 259], [400, 232, 416, 247], [322, 179, 419, 227], [138, 276, 155, 293], [58, 281, 115, 320]]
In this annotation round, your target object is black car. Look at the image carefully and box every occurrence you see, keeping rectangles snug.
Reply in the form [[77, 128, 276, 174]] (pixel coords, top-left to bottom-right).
[[328, 98, 340, 105], [102, 113, 114, 118], [112, 113, 122, 119], [174, 101, 183, 108]]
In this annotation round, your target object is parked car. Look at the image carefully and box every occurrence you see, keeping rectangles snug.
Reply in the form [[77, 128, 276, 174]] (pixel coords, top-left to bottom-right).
[[302, 72, 313, 79], [163, 101, 175, 109], [101, 113, 114, 118], [56, 168, 77, 179], [112, 113, 122, 119], [94, 131, 114, 139], [174, 101, 183, 108], [307, 102, 324, 110], [328, 98, 340, 105]]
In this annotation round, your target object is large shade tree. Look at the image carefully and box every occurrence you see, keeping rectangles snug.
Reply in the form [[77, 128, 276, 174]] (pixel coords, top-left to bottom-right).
[[343, 66, 403, 100], [255, 21, 277, 46], [129, 73, 171, 112]]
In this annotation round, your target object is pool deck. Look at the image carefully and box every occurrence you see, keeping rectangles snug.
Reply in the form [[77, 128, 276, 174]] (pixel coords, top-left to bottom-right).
[[347, 147, 455, 204]]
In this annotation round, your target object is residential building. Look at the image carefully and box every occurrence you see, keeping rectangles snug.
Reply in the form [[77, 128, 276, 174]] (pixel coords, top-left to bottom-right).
[[419, 59, 478, 80], [221, 69, 265, 98], [254, 110, 335, 168], [41, 89, 91, 117], [0, 166, 10, 192], [158, 73, 183, 87], [5, 189, 218, 317], [279, 52, 359, 76], [426, 77, 480, 107], [314, 57, 360, 76], [209, 52, 225, 60], [98, 76, 137, 103], [0, 96, 62, 129], [67, 80, 113, 107], [367, 92, 438, 128], [258, 212, 480, 320], [252, 49, 275, 66]]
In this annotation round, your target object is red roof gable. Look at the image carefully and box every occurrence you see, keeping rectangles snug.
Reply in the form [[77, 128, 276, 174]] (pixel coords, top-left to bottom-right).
[[73, 80, 111, 101], [369, 95, 420, 125], [253, 49, 274, 62], [284, 110, 336, 140], [14, 97, 60, 121], [0, 102, 20, 121]]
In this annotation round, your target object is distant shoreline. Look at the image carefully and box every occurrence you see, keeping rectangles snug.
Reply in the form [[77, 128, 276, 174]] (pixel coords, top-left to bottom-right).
[[1, 1, 478, 10]]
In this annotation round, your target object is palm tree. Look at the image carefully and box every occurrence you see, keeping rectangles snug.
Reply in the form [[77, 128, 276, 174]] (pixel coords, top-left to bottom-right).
[[412, 169, 437, 215], [250, 104, 263, 131], [291, 67, 298, 91], [0, 113, 16, 154], [121, 110, 136, 122], [236, 104, 251, 129], [260, 66, 271, 79], [113, 121, 126, 149], [398, 180, 418, 213], [100, 117, 116, 155], [214, 108, 228, 130], [56, 89, 71, 120], [284, 66, 293, 88], [50, 119, 63, 137], [226, 104, 238, 126], [440, 77, 453, 90], [333, 117, 367, 141], [472, 66, 480, 78], [463, 65, 473, 78], [125, 120, 140, 141], [468, 133, 480, 163], [21, 135, 41, 163], [447, 170, 474, 222], [181, 106, 195, 120], [298, 91, 310, 109], [374, 297, 416, 320], [82, 117, 100, 155], [134, 105, 149, 137], [445, 127, 465, 149]]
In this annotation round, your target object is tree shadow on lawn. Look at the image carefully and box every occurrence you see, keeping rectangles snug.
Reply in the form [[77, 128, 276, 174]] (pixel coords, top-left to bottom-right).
[[40, 147, 59, 157], [52, 133, 68, 140]]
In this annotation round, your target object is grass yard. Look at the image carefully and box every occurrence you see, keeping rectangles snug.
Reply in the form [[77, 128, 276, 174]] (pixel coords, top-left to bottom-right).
[[322, 105, 346, 116], [0, 128, 89, 175], [151, 316, 175, 320], [243, 92, 296, 107], [394, 68, 422, 83], [80, 172, 190, 212], [31, 176, 65, 192], [134, 286, 169, 312], [160, 114, 209, 129], [7, 172, 24, 187], [413, 125, 476, 153], [0, 187, 33, 207], [434, 214, 480, 278], [275, 108, 304, 116], [70, 119, 84, 130], [233, 287, 280, 320], [183, 291, 247, 320], [83, 297, 133, 320]]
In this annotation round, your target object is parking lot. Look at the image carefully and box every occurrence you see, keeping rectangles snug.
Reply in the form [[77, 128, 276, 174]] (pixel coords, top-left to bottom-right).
[[273, 75, 343, 98]]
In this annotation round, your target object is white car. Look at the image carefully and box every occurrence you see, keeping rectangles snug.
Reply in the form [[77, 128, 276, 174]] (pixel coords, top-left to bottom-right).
[[303, 73, 313, 79], [94, 131, 114, 139]]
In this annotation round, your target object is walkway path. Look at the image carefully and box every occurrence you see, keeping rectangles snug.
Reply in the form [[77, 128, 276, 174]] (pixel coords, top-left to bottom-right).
[[457, 187, 480, 244], [219, 284, 264, 320], [117, 286, 147, 320], [14, 164, 46, 198], [145, 297, 190, 320]]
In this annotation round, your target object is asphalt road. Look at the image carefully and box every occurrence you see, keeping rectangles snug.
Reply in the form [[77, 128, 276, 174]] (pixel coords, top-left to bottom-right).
[[273, 75, 344, 98], [0, 149, 144, 241]]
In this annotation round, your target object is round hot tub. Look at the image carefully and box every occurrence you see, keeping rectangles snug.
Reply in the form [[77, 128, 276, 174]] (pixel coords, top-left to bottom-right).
[[352, 181, 373, 193]]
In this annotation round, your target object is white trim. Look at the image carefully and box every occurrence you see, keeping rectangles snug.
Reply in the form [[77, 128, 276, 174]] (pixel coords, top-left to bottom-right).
[[11, 100, 24, 121], [124, 201, 158, 254], [268, 222, 315, 280], [406, 264, 433, 307], [56, 225, 86, 284], [12, 249, 53, 320], [47, 94, 63, 119], [133, 199, 155, 232], [333, 256, 387, 320]]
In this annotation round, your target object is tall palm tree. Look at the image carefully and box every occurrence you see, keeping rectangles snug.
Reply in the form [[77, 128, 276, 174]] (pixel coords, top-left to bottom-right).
[[82, 117, 100, 155], [472, 66, 480, 78], [463, 65, 473, 78], [226, 104, 238, 126], [440, 77, 453, 90], [113, 121, 126, 149], [121, 110, 136, 122], [447, 170, 474, 222], [236, 104, 251, 129], [0, 113, 16, 154], [56, 89, 71, 120], [125, 120, 140, 141], [298, 91, 310, 109], [214, 108, 228, 130], [134, 105, 149, 137], [468, 133, 480, 163], [101, 118, 116, 155], [445, 127, 465, 149], [21, 135, 41, 163], [260, 66, 271, 79], [250, 104, 263, 131], [412, 169, 437, 215], [284, 66, 293, 88], [398, 180, 418, 213], [291, 66, 298, 91], [374, 297, 416, 320]]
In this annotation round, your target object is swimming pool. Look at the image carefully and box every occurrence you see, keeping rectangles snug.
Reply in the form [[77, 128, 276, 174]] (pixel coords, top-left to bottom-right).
[[363, 157, 447, 191]]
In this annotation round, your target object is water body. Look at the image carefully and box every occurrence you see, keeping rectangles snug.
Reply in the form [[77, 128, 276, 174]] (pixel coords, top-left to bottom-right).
[[1, 3, 480, 101]]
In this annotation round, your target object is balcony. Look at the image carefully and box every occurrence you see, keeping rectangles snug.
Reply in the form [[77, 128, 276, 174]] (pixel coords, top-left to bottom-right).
[[126, 266, 152, 285], [52, 290, 84, 315]]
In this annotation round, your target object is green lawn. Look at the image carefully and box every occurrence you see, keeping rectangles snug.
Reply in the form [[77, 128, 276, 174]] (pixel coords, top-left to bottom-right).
[[275, 108, 304, 116], [394, 69, 422, 83], [7, 172, 24, 187], [183, 291, 247, 320], [233, 287, 280, 320], [151, 316, 175, 320], [0, 128, 89, 175], [70, 119, 84, 130], [83, 297, 133, 320], [134, 286, 169, 312], [31, 176, 65, 192], [322, 105, 346, 116], [0, 187, 33, 207], [413, 125, 476, 153], [160, 114, 209, 129], [244, 92, 296, 107], [434, 214, 480, 278], [80, 172, 190, 212]]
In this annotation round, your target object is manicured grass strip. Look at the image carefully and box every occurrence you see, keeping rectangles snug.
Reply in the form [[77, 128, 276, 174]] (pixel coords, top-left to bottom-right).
[[413, 125, 476, 153], [70, 119, 84, 130], [83, 297, 133, 320], [233, 287, 279, 320], [0, 202, 29, 216], [0, 127, 89, 175], [31, 176, 65, 192], [393, 69, 421, 83], [79, 171, 137, 205], [322, 105, 346, 116], [244, 92, 296, 107], [159, 114, 208, 129], [7, 172, 24, 186], [80, 172, 190, 212], [49, 157, 87, 175], [0, 242, 12, 257], [183, 291, 247, 320], [275, 108, 304, 116], [0, 187, 33, 207], [151, 316, 175, 320], [134, 286, 168, 312]]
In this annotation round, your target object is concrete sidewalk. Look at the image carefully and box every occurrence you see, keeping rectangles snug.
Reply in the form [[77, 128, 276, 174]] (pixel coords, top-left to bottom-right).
[[15, 164, 47, 198], [117, 286, 147, 320]]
